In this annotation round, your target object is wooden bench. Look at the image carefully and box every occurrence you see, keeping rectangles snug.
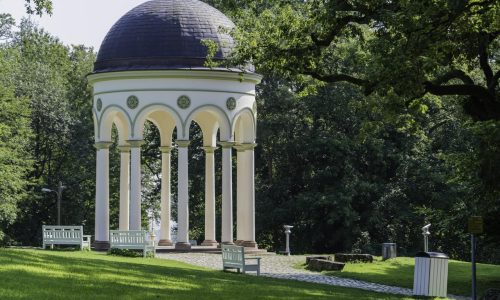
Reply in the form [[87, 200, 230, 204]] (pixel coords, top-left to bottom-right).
[[42, 225, 91, 250], [222, 244, 261, 275], [109, 230, 155, 257]]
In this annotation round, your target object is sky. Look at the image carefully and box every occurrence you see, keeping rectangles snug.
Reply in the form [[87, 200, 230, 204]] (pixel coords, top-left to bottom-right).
[[0, 0, 147, 50]]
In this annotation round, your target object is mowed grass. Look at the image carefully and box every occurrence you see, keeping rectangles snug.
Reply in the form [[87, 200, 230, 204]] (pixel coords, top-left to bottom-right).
[[0, 249, 415, 300], [306, 256, 500, 297]]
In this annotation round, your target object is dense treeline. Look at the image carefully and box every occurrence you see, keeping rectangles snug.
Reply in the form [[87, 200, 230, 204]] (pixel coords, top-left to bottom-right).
[[0, 1, 499, 263]]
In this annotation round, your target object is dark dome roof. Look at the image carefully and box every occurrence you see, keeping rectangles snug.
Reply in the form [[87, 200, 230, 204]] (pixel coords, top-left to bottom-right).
[[94, 0, 247, 73]]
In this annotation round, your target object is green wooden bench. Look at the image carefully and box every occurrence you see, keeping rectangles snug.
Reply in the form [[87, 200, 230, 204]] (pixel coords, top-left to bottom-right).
[[109, 230, 155, 257], [42, 225, 91, 250], [222, 244, 261, 275]]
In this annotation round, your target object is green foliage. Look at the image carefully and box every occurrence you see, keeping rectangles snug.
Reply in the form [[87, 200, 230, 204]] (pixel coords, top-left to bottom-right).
[[201, 39, 219, 68], [107, 248, 152, 258], [0, 18, 96, 245], [0, 85, 32, 243], [24, 0, 53, 16], [217, 0, 500, 121]]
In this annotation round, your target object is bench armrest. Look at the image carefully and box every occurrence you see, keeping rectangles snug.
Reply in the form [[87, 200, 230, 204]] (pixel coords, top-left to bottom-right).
[[83, 235, 92, 241], [245, 257, 261, 261]]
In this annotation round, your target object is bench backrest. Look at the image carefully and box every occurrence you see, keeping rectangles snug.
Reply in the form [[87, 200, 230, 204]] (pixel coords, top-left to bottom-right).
[[43, 225, 83, 242], [110, 230, 148, 247], [222, 245, 245, 267]]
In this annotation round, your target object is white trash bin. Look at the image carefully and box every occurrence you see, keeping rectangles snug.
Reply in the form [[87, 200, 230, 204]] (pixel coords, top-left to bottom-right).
[[413, 252, 449, 297], [382, 243, 397, 260]]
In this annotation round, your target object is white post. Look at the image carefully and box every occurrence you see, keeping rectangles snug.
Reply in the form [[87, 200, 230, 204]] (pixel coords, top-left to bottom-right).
[[219, 141, 234, 245], [201, 146, 218, 246], [94, 141, 112, 250], [235, 143, 258, 248], [118, 145, 130, 231], [175, 140, 191, 249], [128, 140, 143, 230], [158, 146, 173, 246], [243, 144, 257, 248], [284, 225, 293, 255], [234, 144, 246, 245]]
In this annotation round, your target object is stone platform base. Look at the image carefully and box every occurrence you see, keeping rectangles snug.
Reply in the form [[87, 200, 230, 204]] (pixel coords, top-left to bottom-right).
[[158, 239, 173, 246], [93, 241, 110, 251], [201, 240, 218, 247], [175, 242, 192, 250]]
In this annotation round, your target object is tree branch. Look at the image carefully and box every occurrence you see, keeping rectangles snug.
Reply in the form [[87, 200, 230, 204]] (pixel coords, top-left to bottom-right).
[[432, 69, 475, 86], [424, 82, 494, 101], [479, 32, 494, 84]]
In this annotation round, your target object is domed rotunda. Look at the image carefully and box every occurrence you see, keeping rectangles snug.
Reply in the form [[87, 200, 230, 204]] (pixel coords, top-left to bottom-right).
[[88, 0, 261, 250]]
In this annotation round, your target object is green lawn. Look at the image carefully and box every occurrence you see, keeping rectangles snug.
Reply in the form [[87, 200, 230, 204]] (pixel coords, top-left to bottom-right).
[[0, 249, 415, 300], [300, 256, 500, 297]]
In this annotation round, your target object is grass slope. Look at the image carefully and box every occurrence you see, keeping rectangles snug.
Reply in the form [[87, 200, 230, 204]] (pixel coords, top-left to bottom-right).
[[0, 249, 413, 300], [317, 257, 500, 296]]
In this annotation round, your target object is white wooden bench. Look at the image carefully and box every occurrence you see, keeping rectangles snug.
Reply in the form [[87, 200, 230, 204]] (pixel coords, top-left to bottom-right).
[[109, 230, 155, 257], [222, 244, 261, 275], [42, 225, 91, 250]]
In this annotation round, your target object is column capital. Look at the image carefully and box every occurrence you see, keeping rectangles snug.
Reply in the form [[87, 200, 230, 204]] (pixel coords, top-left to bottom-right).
[[176, 140, 191, 148], [118, 145, 131, 153], [127, 140, 144, 148], [202, 146, 217, 153], [159, 146, 173, 153], [234, 143, 257, 152], [218, 141, 235, 149], [94, 141, 113, 150]]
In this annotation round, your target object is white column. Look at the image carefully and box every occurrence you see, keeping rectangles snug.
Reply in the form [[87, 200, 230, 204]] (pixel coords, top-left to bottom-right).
[[201, 146, 218, 246], [175, 140, 191, 249], [219, 141, 234, 244], [118, 145, 130, 231], [158, 146, 173, 246], [242, 143, 257, 248], [234, 144, 246, 245], [94, 141, 112, 250], [128, 140, 143, 230]]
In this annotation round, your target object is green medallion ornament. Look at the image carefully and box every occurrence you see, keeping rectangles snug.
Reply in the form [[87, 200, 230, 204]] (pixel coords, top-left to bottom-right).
[[226, 97, 237, 110], [177, 95, 191, 109], [96, 98, 102, 111], [127, 95, 139, 109]]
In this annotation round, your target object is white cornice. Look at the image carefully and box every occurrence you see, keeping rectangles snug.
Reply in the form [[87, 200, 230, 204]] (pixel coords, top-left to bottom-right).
[[87, 70, 263, 85]]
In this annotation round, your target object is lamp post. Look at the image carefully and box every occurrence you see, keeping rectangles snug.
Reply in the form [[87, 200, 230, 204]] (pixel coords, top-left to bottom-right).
[[42, 181, 65, 225]]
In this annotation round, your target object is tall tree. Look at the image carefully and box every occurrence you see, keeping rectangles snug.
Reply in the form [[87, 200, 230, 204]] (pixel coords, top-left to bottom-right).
[[216, 0, 500, 121]]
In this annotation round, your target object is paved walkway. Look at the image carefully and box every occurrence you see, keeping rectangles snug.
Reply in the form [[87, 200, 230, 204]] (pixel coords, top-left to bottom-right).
[[156, 253, 469, 300]]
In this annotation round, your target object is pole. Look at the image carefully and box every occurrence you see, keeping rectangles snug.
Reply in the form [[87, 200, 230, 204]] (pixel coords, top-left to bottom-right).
[[471, 234, 477, 300]]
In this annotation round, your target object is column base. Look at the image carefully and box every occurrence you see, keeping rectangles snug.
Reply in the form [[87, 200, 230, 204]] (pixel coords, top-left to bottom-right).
[[242, 241, 258, 248], [219, 241, 235, 247], [234, 240, 244, 246], [175, 242, 192, 250], [158, 239, 174, 246], [201, 240, 218, 246], [93, 241, 110, 251]]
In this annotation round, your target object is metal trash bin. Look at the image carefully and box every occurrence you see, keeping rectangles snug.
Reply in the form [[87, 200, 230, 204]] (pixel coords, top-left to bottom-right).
[[382, 243, 397, 260], [413, 252, 448, 297]]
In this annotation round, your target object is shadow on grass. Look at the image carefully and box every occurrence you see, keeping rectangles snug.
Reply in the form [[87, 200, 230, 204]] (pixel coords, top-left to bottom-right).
[[0, 249, 412, 300]]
